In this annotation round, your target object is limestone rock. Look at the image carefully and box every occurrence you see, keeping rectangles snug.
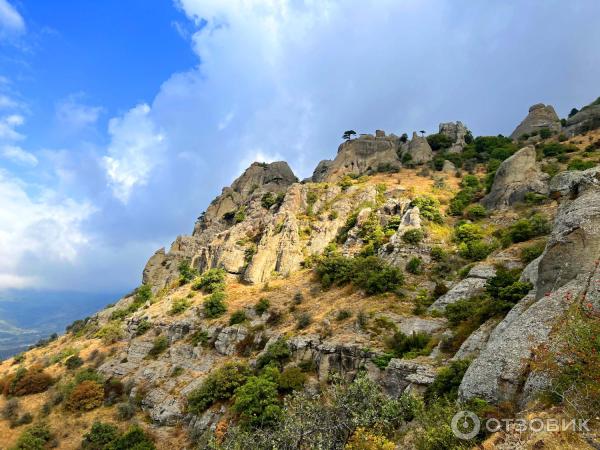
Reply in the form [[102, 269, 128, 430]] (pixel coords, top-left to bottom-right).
[[481, 146, 549, 209], [439, 121, 470, 153], [405, 132, 433, 164], [442, 160, 456, 173], [428, 264, 496, 312], [311, 159, 333, 182], [321, 132, 400, 181], [452, 318, 498, 361], [509, 103, 561, 140], [564, 100, 600, 136]]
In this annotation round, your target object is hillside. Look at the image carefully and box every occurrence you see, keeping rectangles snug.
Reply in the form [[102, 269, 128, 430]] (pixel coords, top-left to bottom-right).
[[1, 98, 600, 449]]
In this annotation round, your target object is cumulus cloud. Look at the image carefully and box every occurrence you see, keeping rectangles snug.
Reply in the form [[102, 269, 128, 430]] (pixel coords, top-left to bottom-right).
[[0, 0, 24, 37], [103, 103, 167, 203], [1, 144, 37, 166], [0, 114, 24, 141], [0, 170, 95, 290]]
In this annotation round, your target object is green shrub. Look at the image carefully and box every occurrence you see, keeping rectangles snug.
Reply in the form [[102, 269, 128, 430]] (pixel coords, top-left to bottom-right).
[[457, 239, 495, 261], [505, 213, 550, 244], [464, 204, 487, 220], [430, 246, 447, 262], [539, 128, 552, 139], [257, 338, 291, 369], [335, 309, 352, 321], [65, 355, 84, 370], [278, 367, 306, 393], [81, 422, 155, 450], [74, 368, 104, 385], [178, 260, 198, 285], [229, 310, 247, 325], [189, 330, 210, 347], [406, 257, 423, 275], [96, 321, 124, 344], [203, 291, 227, 318], [187, 362, 251, 414], [81, 422, 119, 449], [296, 313, 312, 330], [261, 192, 285, 210], [11, 423, 54, 450], [520, 241, 545, 263], [453, 223, 483, 243], [169, 298, 190, 316], [424, 359, 471, 404], [386, 331, 431, 358], [411, 196, 444, 224], [524, 192, 548, 205], [192, 268, 226, 293], [233, 376, 282, 428], [402, 229, 424, 245], [147, 336, 169, 359], [255, 297, 270, 316], [427, 133, 453, 151], [567, 158, 596, 171], [135, 319, 151, 336], [538, 142, 577, 157], [115, 402, 136, 421]]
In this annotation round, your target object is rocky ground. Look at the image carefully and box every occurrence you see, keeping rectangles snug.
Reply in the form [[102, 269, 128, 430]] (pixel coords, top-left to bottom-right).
[[2, 97, 600, 449]]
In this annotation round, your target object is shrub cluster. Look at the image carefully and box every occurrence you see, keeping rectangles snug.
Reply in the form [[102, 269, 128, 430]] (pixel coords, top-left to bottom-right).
[[1, 366, 53, 397], [386, 331, 431, 358], [316, 255, 404, 295], [499, 213, 550, 246], [203, 291, 227, 318], [81, 422, 155, 450], [110, 284, 152, 321], [411, 196, 444, 224], [448, 175, 484, 216], [261, 192, 285, 210], [192, 268, 226, 293]]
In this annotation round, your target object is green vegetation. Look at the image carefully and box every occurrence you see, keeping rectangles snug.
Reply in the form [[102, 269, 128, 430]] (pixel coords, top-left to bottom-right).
[[335, 309, 352, 321], [229, 310, 247, 325], [192, 268, 226, 293], [464, 204, 487, 220], [406, 256, 423, 275], [426, 133, 453, 151], [232, 375, 281, 428], [448, 175, 484, 216], [296, 312, 312, 329], [453, 222, 496, 261], [386, 331, 431, 358], [520, 241, 546, 263], [567, 158, 596, 171], [178, 260, 198, 285], [500, 213, 550, 245], [254, 297, 270, 316], [256, 338, 291, 369], [81, 423, 155, 450], [10, 423, 55, 450], [0, 367, 53, 397], [424, 359, 471, 404], [168, 297, 190, 315], [203, 291, 227, 318], [147, 336, 169, 359], [261, 192, 285, 210], [316, 254, 404, 295], [110, 284, 152, 320], [411, 196, 444, 223], [402, 228, 424, 245]]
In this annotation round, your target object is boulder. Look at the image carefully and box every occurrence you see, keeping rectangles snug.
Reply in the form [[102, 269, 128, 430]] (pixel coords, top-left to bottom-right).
[[405, 132, 433, 164], [442, 160, 456, 173], [564, 99, 600, 136], [481, 146, 549, 209], [321, 132, 400, 181], [428, 264, 496, 312], [509, 103, 561, 140], [452, 318, 498, 361], [439, 121, 470, 153]]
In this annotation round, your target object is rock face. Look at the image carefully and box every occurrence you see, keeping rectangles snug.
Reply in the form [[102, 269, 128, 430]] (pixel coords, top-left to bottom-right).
[[481, 146, 549, 209], [564, 99, 600, 136], [460, 166, 600, 405], [404, 132, 433, 164], [320, 132, 400, 181], [439, 121, 469, 153], [428, 264, 496, 312], [311, 159, 333, 182], [509, 103, 561, 140]]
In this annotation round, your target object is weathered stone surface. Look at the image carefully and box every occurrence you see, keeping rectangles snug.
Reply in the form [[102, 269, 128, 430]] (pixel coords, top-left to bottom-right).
[[378, 359, 437, 397], [311, 159, 333, 182], [322, 133, 400, 181], [428, 264, 496, 312], [519, 255, 542, 286], [481, 146, 549, 209], [405, 132, 433, 164], [439, 121, 470, 153], [509, 103, 561, 140], [564, 101, 600, 136], [442, 160, 456, 173], [142, 387, 183, 425], [452, 318, 498, 361]]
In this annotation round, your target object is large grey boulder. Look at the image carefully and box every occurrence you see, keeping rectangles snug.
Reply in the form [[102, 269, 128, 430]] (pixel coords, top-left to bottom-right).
[[509, 103, 561, 140], [564, 99, 600, 136], [428, 264, 496, 312], [439, 121, 470, 153], [481, 146, 549, 209], [404, 132, 433, 164], [321, 132, 400, 181]]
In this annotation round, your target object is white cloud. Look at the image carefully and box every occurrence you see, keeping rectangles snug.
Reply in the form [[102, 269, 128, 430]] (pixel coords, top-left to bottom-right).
[[0, 94, 18, 109], [0, 114, 24, 141], [55, 95, 103, 134], [1, 144, 37, 166], [102, 103, 167, 203], [0, 170, 95, 290], [0, 0, 25, 37]]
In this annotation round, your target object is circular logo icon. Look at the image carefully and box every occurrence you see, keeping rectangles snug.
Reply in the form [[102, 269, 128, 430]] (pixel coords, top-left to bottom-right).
[[451, 410, 481, 440]]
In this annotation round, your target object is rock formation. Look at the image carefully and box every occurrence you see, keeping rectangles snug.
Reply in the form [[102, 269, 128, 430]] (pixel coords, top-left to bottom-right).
[[404, 132, 433, 164], [564, 98, 600, 136], [439, 121, 470, 153], [481, 146, 549, 209], [509, 103, 561, 140]]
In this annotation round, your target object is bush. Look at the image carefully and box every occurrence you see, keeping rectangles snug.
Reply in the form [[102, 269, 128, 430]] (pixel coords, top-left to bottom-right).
[[458, 239, 495, 261], [116, 402, 136, 421], [261, 192, 285, 210], [257, 339, 291, 369], [81, 422, 155, 450], [411, 196, 444, 224], [169, 298, 190, 316], [335, 309, 352, 321], [229, 310, 247, 325], [147, 336, 169, 359], [255, 297, 270, 316], [11, 423, 54, 450], [96, 321, 124, 344], [346, 428, 396, 450], [524, 192, 548, 205], [277, 367, 307, 393], [520, 241, 545, 263], [187, 362, 251, 414], [135, 319, 151, 336], [203, 291, 227, 318], [296, 313, 312, 330], [406, 257, 423, 275], [109, 425, 155, 450], [505, 213, 550, 244], [189, 330, 210, 347], [2, 367, 53, 397], [74, 368, 105, 385], [233, 376, 281, 428], [192, 268, 226, 293], [402, 229, 424, 245], [427, 133, 453, 151], [453, 222, 483, 243], [67, 380, 104, 411], [386, 331, 431, 358], [567, 158, 596, 171], [464, 204, 487, 220], [430, 246, 447, 262], [424, 360, 471, 404], [65, 355, 84, 370], [178, 260, 198, 285]]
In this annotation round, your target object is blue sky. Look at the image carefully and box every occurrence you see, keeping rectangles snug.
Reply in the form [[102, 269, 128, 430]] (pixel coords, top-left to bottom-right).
[[1, 0, 600, 295]]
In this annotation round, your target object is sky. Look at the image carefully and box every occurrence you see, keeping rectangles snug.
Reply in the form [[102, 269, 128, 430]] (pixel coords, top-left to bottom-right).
[[0, 0, 599, 296]]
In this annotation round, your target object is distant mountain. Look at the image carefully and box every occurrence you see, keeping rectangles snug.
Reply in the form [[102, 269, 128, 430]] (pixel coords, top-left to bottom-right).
[[0, 290, 122, 359]]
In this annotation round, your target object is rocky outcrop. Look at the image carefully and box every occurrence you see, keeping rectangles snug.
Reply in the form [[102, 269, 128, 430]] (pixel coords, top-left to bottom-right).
[[404, 132, 433, 164], [481, 146, 549, 209], [311, 159, 333, 182], [428, 264, 496, 312], [439, 121, 469, 153], [509, 103, 561, 140], [451, 318, 498, 361], [320, 132, 400, 181], [564, 99, 600, 136]]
